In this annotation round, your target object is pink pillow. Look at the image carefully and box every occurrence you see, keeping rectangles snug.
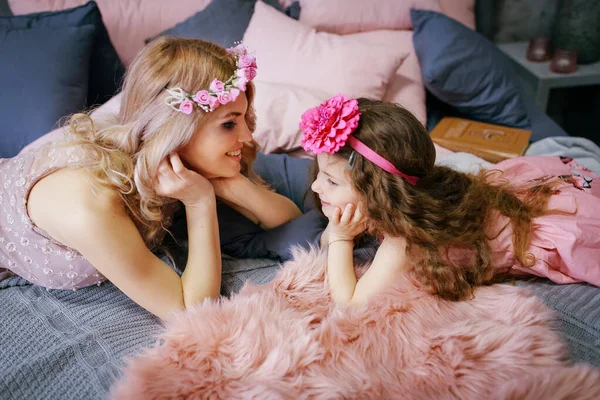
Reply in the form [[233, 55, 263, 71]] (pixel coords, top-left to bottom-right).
[[19, 93, 123, 154], [7, 0, 212, 66], [349, 30, 426, 125], [253, 30, 426, 154], [439, 0, 475, 29], [253, 81, 332, 154], [298, 0, 441, 34], [243, 1, 406, 100]]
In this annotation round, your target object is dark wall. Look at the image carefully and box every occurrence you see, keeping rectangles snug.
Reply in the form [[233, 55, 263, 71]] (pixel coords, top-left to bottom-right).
[[475, 0, 495, 39], [0, 0, 11, 16]]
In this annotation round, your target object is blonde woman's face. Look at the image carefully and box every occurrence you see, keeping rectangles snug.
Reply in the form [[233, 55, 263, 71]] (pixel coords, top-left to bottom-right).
[[311, 153, 361, 219], [179, 93, 252, 179]]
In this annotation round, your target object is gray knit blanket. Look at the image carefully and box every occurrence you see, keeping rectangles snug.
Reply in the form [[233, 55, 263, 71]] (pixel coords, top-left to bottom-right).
[[0, 255, 281, 399]]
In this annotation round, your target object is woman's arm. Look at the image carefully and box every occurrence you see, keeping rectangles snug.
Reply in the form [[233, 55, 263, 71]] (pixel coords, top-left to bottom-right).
[[64, 199, 207, 320], [181, 201, 221, 302], [211, 174, 302, 229], [38, 155, 222, 320]]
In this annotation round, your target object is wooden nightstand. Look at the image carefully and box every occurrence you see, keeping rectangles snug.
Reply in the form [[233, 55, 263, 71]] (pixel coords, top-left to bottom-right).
[[497, 41, 600, 113]]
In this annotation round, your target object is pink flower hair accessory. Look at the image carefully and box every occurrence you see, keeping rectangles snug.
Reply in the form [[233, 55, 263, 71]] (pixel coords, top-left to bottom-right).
[[300, 94, 420, 185], [300, 94, 360, 155], [165, 42, 257, 114]]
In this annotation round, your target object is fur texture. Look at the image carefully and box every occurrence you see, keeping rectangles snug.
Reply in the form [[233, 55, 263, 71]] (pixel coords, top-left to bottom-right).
[[112, 247, 599, 399], [495, 365, 600, 399]]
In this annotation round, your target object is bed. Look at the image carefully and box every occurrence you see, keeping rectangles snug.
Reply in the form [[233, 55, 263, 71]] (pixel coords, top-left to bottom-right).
[[1, 1, 599, 398]]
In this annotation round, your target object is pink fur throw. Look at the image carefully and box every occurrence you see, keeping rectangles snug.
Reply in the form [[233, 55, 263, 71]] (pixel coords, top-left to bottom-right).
[[112, 248, 600, 399]]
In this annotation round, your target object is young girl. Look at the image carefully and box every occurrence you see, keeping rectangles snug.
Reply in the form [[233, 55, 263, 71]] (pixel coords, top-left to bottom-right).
[[301, 94, 600, 304], [0, 37, 301, 319]]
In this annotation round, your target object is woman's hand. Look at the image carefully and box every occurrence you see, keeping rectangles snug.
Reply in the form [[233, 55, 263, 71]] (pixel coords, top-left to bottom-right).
[[212, 173, 301, 229], [154, 153, 215, 208], [209, 173, 248, 203], [327, 203, 367, 243]]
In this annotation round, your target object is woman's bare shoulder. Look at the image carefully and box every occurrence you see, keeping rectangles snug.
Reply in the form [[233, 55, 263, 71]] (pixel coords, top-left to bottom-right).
[[28, 167, 125, 246]]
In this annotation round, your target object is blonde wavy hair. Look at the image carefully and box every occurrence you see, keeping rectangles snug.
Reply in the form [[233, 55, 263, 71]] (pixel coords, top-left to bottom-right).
[[64, 37, 261, 249]]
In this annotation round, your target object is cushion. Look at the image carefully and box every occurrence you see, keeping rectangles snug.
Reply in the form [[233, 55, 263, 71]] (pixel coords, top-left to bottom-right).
[[3, 1, 124, 106], [352, 30, 426, 126], [298, 0, 475, 34], [251, 37, 427, 154], [151, 0, 295, 49], [253, 81, 332, 154], [411, 10, 530, 128], [18, 93, 123, 155], [0, 25, 95, 158], [298, 0, 441, 34], [7, 0, 213, 66], [243, 1, 406, 100]]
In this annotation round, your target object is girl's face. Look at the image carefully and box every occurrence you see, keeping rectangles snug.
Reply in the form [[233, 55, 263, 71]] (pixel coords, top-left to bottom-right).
[[179, 93, 252, 179], [311, 153, 361, 218]]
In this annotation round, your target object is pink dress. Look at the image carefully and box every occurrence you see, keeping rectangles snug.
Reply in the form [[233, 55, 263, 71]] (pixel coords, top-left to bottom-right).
[[0, 144, 105, 289], [487, 156, 600, 286]]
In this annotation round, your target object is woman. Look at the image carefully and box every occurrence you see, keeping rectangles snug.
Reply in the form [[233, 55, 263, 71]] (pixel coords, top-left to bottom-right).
[[0, 37, 301, 320]]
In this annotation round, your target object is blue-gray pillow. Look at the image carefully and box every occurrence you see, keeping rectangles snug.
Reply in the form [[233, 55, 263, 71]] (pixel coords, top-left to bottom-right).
[[0, 1, 124, 107], [149, 0, 299, 47], [0, 25, 95, 158], [411, 10, 531, 129]]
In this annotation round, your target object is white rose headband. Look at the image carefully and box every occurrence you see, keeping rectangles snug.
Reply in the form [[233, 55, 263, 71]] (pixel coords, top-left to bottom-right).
[[164, 43, 257, 114]]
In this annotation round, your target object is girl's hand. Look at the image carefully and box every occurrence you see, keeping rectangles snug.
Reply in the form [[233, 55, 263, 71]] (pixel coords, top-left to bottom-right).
[[153, 153, 215, 208], [327, 203, 367, 243]]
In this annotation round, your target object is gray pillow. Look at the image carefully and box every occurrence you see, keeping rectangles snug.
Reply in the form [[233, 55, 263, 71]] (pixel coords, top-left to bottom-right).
[[1, 2, 124, 108], [148, 0, 299, 48], [0, 25, 95, 158], [411, 10, 531, 129]]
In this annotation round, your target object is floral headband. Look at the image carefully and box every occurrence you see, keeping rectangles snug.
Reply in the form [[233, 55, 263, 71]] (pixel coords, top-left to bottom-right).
[[300, 94, 419, 185], [165, 43, 257, 114]]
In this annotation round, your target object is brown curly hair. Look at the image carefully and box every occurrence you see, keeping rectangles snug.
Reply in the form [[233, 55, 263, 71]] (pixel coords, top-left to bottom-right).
[[311, 98, 564, 300]]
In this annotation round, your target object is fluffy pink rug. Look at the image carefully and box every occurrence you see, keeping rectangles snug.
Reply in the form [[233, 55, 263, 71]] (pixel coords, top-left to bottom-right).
[[112, 248, 600, 399]]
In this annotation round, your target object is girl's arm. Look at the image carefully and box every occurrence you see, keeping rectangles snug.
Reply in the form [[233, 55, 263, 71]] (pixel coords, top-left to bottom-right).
[[325, 204, 409, 304], [326, 204, 366, 303], [350, 236, 409, 304], [319, 225, 331, 247], [211, 174, 302, 229]]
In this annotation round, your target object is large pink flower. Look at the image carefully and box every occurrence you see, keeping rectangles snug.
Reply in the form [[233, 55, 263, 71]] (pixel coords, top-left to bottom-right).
[[300, 94, 360, 154]]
